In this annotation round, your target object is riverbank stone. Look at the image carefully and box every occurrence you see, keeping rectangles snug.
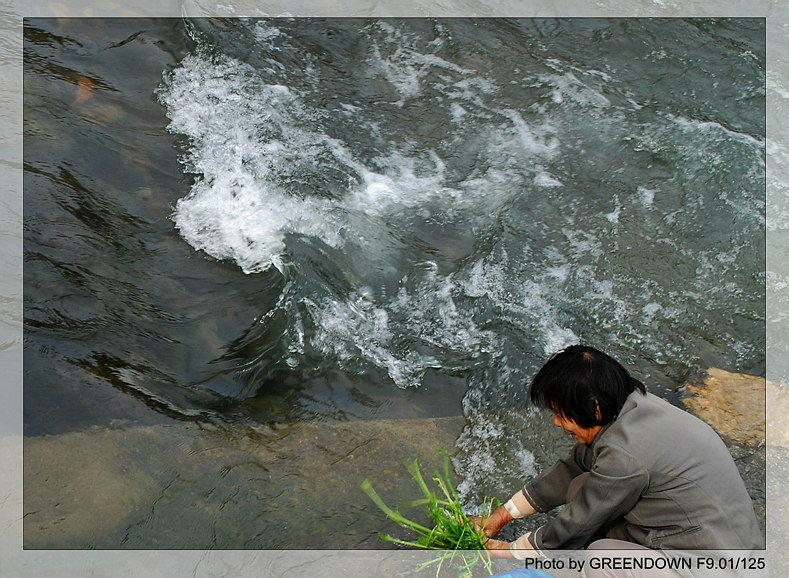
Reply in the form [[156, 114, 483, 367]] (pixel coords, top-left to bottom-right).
[[24, 416, 465, 549], [682, 368, 766, 447]]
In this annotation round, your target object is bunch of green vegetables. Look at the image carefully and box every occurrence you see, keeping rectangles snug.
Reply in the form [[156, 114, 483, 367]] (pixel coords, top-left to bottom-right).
[[360, 448, 498, 576]]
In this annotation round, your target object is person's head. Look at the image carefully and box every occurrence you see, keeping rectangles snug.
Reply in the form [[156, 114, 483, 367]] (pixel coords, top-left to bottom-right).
[[529, 345, 646, 436]]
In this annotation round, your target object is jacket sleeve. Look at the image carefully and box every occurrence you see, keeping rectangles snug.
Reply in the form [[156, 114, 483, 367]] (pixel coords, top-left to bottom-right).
[[522, 443, 588, 513], [529, 443, 649, 550]]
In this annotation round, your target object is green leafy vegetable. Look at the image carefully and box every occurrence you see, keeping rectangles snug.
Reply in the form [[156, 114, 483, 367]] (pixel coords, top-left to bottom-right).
[[361, 448, 499, 576]]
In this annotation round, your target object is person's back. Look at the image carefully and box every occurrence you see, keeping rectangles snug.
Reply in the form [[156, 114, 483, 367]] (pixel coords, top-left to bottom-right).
[[470, 344, 765, 568], [594, 390, 764, 550]]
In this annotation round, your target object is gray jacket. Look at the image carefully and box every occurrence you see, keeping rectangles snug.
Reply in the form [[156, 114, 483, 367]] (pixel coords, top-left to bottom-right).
[[522, 391, 764, 551]]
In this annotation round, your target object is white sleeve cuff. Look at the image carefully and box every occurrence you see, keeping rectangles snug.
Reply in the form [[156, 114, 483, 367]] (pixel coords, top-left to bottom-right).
[[509, 532, 533, 560]]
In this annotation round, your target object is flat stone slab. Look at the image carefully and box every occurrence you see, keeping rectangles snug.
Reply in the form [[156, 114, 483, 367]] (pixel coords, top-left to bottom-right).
[[24, 416, 465, 550]]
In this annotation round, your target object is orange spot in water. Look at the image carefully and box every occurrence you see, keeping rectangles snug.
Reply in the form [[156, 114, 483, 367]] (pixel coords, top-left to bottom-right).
[[75, 76, 94, 103]]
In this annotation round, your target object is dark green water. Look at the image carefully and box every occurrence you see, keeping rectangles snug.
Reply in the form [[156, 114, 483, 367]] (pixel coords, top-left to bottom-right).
[[23, 17, 765, 544]]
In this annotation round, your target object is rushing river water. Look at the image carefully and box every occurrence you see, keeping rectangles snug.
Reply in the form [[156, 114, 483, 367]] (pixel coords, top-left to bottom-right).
[[23, 16, 765, 545]]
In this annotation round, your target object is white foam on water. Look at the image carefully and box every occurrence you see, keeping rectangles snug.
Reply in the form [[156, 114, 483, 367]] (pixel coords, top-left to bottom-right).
[[768, 271, 789, 323], [539, 70, 612, 110], [253, 20, 282, 44], [641, 302, 663, 326], [159, 16, 764, 460], [365, 21, 479, 107], [454, 394, 542, 509], [456, 247, 579, 359], [159, 33, 557, 275], [158, 21, 616, 421], [309, 261, 497, 388], [346, 150, 461, 219], [161, 66, 458, 275], [454, 415, 506, 501], [159, 53, 351, 273], [605, 195, 621, 224], [499, 109, 560, 158], [305, 292, 438, 389], [668, 112, 765, 153], [561, 228, 603, 261], [637, 185, 656, 207], [667, 113, 766, 223], [533, 167, 563, 188]]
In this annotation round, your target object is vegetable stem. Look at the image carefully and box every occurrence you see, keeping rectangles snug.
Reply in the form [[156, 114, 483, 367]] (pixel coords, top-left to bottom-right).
[[360, 448, 499, 576]]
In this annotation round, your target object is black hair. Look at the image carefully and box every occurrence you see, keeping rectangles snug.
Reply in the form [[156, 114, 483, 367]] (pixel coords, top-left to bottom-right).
[[529, 345, 646, 428]]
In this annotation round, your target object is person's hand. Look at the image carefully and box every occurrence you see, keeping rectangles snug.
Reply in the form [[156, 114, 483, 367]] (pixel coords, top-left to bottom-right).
[[468, 505, 513, 538], [484, 532, 535, 559], [467, 515, 486, 532], [482, 538, 516, 558]]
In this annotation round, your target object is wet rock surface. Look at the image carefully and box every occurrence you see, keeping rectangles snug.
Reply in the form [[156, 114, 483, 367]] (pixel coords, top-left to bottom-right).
[[24, 416, 466, 549], [683, 368, 765, 447]]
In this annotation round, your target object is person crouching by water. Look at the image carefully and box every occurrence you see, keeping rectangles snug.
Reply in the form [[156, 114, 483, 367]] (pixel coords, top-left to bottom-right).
[[470, 345, 764, 577]]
